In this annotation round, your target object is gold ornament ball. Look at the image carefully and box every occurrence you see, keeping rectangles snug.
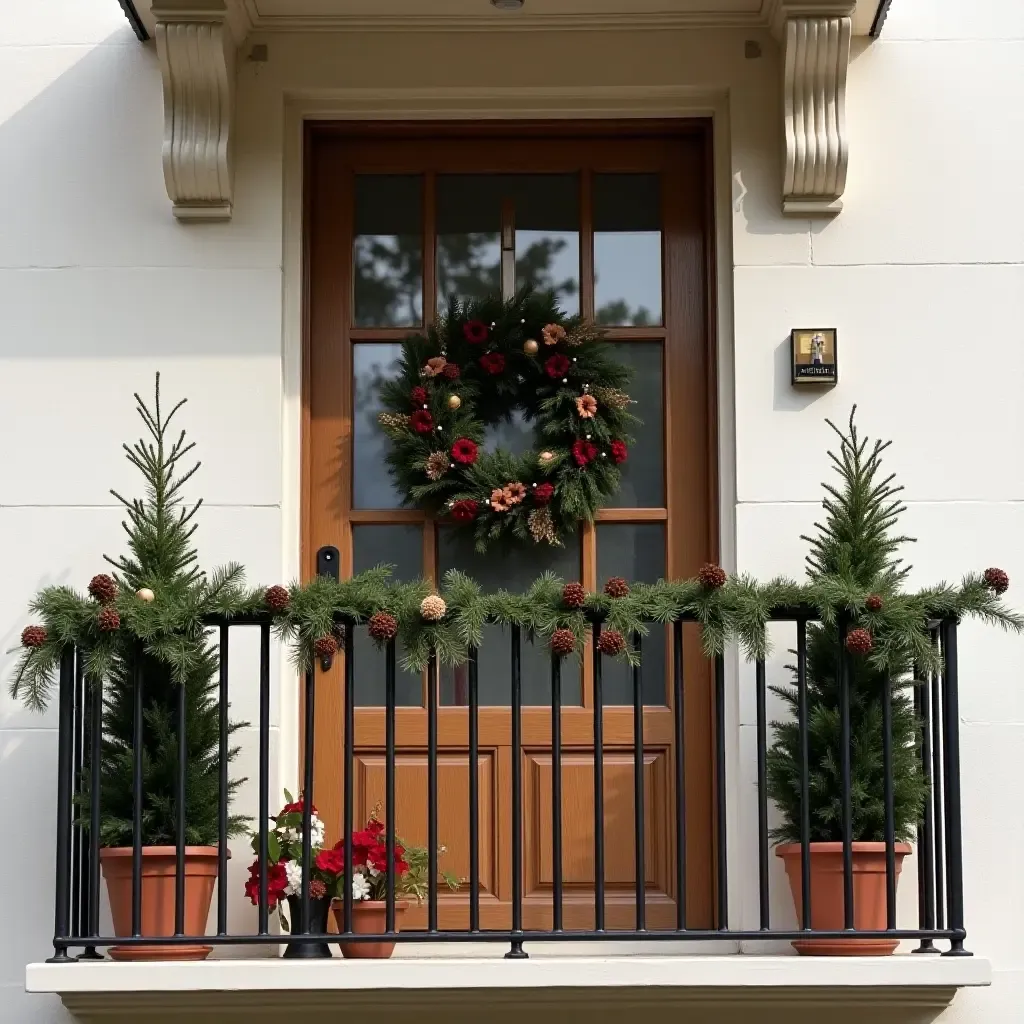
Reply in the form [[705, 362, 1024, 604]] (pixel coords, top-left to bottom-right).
[[523, 339, 539, 355], [136, 588, 155, 603], [448, 394, 462, 411]]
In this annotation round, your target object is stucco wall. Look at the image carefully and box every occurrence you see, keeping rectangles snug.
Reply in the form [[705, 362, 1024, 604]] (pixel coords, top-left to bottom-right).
[[1, 1, 1022, 1021]]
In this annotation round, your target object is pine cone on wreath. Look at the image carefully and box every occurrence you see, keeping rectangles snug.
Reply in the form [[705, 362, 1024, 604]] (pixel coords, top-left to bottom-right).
[[562, 582, 586, 609], [550, 628, 577, 658], [983, 567, 1010, 595], [88, 573, 118, 604], [97, 606, 121, 633], [603, 577, 629, 599], [21, 625, 47, 649], [314, 634, 338, 660], [265, 585, 291, 613], [597, 629, 626, 657], [368, 611, 399, 644], [845, 628, 873, 655], [865, 594, 884, 612], [697, 563, 728, 590]]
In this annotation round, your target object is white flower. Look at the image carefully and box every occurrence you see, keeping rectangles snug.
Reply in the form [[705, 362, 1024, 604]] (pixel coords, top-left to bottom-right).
[[351, 872, 371, 901], [283, 859, 303, 896], [367, 863, 380, 877], [282, 827, 300, 842]]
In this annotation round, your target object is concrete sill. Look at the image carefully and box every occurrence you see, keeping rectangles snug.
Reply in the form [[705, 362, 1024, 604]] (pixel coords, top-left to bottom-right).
[[28, 954, 991, 1024]]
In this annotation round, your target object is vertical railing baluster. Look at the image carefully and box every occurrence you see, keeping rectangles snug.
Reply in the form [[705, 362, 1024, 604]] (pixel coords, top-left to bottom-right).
[[428, 650, 439, 934], [672, 621, 687, 930], [47, 647, 76, 962], [131, 645, 144, 939], [882, 674, 897, 931], [551, 651, 563, 933], [301, 665, 316, 935], [506, 626, 527, 957], [797, 620, 812, 931], [941, 620, 969, 956], [714, 654, 728, 929], [258, 624, 270, 934], [839, 619, 854, 930], [468, 646, 480, 933], [82, 668, 103, 959], [217, 624, 229, 936], [755, 657, 770, 930], [71, 653, 84, 943], [385, 638, 397, 934], [633, 633, 646, 932], [343, 621, 355, 936], [593, 624, 606, 933], [914, 644, 936, 952], [174, 680, 187, 936], [932, 644, 946, 931]]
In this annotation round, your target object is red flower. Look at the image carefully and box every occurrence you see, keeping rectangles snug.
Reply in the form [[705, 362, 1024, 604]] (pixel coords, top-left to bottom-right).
[[443, 363, 461, 380], [451, 438, 478, 465], [244, 859, 289, 908], [410, 410, 434, 434], [572, 439, 597, 467], [463, 320, 489, 344], [410, 386, 428, 406], [610, 440, 628, 464], [315, 848, 345, 876], [533, 483, 555, 505], [280, 797, 318, 816], [451, 499, 479, 522], [479, 352, 505, 375], [545, 354, 570, 379]]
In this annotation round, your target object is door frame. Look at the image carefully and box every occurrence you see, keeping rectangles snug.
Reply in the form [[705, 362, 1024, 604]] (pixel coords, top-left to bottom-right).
[[286, 102, 734, 927]]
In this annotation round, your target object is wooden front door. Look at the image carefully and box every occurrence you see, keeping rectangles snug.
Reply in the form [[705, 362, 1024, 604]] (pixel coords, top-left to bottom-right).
[[305, 122, 718, 931]]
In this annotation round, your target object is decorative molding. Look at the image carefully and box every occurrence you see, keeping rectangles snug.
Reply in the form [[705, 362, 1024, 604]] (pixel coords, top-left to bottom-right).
[[778, 12, 852, 216], [153, 1, 235, 220]]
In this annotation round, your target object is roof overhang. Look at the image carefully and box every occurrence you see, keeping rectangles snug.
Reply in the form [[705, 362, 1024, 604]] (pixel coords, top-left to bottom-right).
[[127, 0, 881, 221]]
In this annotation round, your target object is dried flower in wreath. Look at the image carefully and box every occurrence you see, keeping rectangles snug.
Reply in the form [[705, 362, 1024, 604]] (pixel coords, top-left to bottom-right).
[[420, 594, 447, 622]]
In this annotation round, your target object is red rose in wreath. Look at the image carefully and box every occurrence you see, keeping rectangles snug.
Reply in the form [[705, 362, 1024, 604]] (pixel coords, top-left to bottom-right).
[[451, 438, 479, 465], [463, 320, 489, 344], [533, 482, 555, 505], [610, 440, 628, 464], [572, 439, 597, 467], [410, 385, 428, 407], [410, 410, 434, 434], [545, 354, 570, 379], [451, 499, 479, 522], [443, 362, 461, 380], [479, 352, 506, 375]]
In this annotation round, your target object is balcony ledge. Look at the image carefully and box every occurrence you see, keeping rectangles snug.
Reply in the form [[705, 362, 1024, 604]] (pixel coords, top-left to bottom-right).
[[29, 954, 991, 1024]]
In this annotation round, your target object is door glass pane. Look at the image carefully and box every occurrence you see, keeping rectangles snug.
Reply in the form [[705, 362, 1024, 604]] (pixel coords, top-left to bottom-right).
[[515, 174, 579, 316], [608, 343, 664, 508], [594, 174, 662, 326], [353, 343, 404, 509], [597, 523, 666, 705], [352, 525, 423, 707], [437, 175, 501, 309], [354, 175, 423, 327], [437, 527, 582, 707]]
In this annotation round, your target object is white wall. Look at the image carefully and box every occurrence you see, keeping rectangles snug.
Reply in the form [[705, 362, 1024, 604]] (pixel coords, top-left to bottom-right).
[[1, 0, 1022, 1021]]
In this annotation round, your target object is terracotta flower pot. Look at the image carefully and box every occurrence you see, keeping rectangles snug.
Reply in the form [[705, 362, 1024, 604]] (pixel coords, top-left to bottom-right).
[[332, 900, 409, 959], [100, 846, 222, 961], [776, 841, 912, 955]]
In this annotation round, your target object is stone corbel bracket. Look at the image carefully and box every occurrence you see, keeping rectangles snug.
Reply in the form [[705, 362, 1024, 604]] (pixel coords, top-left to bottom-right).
[[773, 2, 855, 216], [152, 1, 236, 220]]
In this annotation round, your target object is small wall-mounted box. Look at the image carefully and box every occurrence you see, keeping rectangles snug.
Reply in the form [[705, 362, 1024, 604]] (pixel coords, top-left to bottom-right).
[[791, 328, 838, 386]]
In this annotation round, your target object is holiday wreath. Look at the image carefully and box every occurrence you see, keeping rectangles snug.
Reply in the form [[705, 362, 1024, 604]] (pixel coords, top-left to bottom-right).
[[377, 291, 638, 552]]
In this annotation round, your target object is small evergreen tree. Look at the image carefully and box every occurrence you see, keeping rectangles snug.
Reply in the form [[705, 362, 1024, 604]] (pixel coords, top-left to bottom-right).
[[766, 410, 927, 843]]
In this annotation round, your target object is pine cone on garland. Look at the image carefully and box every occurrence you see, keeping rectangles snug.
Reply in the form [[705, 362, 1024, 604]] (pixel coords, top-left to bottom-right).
[[420, 594, 447, 622], [368, 611, 399, 644], [604, 577, 629, 599], [845, 628, 873, 655], [97, 606, 121, 633], [697, 563, 728, 590], [597, 629, 626, 657], [983, 567, 1010, 595], [314, 634, 338, 660], [88, 573, 118, 604], [21, 625, 47, 649], [308, 879, 327, 901], [562, 582, 586, 609], [265, 585, 291, 613], [865, 594, 884, 612], [550, 628, 577, 657]]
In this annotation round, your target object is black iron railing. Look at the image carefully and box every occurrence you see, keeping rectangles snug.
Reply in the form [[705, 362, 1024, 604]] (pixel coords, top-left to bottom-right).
[[48, 610, 969, 960]]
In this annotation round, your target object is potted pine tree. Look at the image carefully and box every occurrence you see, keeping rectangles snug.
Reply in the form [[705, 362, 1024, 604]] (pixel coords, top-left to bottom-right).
[[766, 411, 1014, 954], [11, 377, 250, 960]]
